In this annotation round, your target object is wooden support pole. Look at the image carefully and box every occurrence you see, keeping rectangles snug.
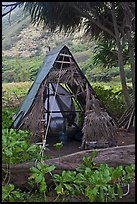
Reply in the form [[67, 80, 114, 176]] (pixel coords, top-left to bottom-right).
[[86, 83, 90, 111]]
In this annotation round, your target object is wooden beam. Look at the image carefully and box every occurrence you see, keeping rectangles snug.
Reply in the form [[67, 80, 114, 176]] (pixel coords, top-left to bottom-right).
[[55, 60, 74, 64], [59, 53, 72, 57], [44, 110, 83, 113], [49, 70, 67, 75]]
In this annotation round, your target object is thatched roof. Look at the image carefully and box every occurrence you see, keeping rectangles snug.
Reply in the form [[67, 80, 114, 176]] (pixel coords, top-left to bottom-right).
[[13, 45, 66, 128]]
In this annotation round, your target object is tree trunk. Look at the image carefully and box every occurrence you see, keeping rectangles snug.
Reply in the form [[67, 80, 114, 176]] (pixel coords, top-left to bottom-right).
[[117, 47, 131, 107], [121, 2, 135, 93], [127, 30, 135, 93], [111, 3, 131, 108]]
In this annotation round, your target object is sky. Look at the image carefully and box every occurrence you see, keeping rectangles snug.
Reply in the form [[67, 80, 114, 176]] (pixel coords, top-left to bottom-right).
[[2, 2, 17, 16]]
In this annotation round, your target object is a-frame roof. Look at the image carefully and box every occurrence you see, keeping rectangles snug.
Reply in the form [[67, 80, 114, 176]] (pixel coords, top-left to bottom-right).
[[13, 45, 98, 128]]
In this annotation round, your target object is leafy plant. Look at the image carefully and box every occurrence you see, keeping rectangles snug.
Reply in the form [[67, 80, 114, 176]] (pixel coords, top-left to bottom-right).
[[2, 128, 41, 164], [53, 171, 77, 196], [2, 108, 15, 129], [28, 162, 56, 201], [92, 84, 128, 119], [2, 184, 22, 202], [53, 151, 135, 202], [53, 142, 64, 149]]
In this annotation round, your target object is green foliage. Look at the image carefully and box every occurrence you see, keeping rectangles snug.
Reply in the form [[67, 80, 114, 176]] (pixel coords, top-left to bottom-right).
[[15, 191, 46, 202], [2, 128, 41, 164], [2, 82, 32, 109], [53, 171, 77, 196], [76, 151, 97, 172], [53, 142, 64, 149], [91, 73, 112, 82], [93, 41, 118, 68], [28, 162, 56, 201], [2, 108, 15, 129], [92, 84, 128, 119], [53, 151, 135, 202], [2, 184, 22, 202], [70, 43, 90, 53], [92, 38, 133, 70], [2, 184, 47, 202], [2, 56, 44, 82]]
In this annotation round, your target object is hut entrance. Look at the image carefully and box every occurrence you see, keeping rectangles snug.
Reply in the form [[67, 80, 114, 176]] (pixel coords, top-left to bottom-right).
[[43, 83, 83, 145]]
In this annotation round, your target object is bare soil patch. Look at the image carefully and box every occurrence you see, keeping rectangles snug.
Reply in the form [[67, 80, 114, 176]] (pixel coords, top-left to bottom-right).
[[44, 128, 135, 159]]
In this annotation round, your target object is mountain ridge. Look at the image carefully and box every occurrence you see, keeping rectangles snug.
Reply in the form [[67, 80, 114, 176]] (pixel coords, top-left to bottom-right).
[[2, 7, 93, 58]]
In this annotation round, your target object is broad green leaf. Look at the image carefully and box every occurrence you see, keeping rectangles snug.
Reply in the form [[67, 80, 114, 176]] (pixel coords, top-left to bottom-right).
[[28, 173, 37, 180], [35, 173, 43, 183], [100, 163, 109, 170], [4, 184, 15, 192], [85, 186, 97, 202], [117, 184, 123, 198], [9, 141, 18, 147], [37, 162, 43, 170], [126, 165, 135, 174], [55, 184, 64, 195], [12, 190, 21, 198], [64, 184, 73, 192], [92, 186, 99, 195], [5, 149, 13, 157], [46, 164, 56, 173], [40, 181, 47, 193], [53, 173, 60, 181], [14, 147, 22, 153], [112, 168, 123, 180], [108, 186, 115, 199], [9, 195, 14, 202], [83, 155, 88, 163], [99, 186, 105, 202], [53, 142, 63, 149], [90, 151, 97, 159], [30, 166, 40, 173], [85, 167, 92, 175], [27, 145, 38, 152]]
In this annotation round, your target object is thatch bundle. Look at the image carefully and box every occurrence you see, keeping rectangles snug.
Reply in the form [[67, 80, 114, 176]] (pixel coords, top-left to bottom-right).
[[82, 96, 117, 149]]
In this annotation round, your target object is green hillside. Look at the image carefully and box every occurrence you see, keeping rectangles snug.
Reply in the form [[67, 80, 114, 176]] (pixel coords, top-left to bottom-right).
[[2, 7, 30, 51], [2, 7, 93, 58], [2, 7, 96, 82], [2, 7, 131, 84]]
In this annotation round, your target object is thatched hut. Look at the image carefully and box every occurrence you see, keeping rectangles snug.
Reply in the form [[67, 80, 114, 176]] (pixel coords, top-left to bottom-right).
[[11, 45, 117, 148]]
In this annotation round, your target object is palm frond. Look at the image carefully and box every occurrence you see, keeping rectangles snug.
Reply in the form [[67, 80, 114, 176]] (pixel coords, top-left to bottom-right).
[[23, 2, 82, 34]]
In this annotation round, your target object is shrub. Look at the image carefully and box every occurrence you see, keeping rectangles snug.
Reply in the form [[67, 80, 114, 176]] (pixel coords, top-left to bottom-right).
[[92, 84, 127, 120], [2, 108, 15, 129], [2, 128, 41, 164], [53, 152, 135, 202], [2, 184, 22, 202]]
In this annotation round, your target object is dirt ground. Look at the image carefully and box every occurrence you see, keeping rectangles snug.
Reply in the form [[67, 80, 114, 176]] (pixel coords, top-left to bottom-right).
[[44, 128, 135, 159]]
